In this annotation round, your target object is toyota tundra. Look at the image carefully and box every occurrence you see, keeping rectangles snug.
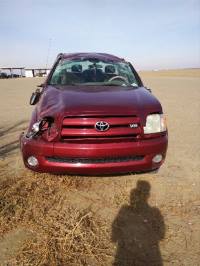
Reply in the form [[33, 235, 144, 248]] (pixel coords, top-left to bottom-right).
[[20, 53, 168, 175]]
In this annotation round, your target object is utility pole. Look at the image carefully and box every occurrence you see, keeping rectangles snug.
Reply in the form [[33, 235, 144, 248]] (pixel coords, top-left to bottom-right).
[[45, 38, 52, 71]]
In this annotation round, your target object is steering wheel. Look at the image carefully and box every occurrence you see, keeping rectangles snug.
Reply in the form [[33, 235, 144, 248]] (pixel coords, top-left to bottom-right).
[[108, 75, 129, 84]]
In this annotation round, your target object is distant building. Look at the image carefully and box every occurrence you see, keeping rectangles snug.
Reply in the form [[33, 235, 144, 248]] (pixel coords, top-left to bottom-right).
[[0, 67, 51, 78], [0, 67, 24, 78], [25, 68, 51, 78], [25, 69, 33, 78]]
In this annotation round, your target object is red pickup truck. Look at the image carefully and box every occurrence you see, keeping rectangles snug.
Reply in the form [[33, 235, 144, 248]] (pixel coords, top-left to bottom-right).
[[20, 53, 168, 175]]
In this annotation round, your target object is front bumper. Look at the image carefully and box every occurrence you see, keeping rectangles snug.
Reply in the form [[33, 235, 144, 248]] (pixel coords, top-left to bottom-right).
[[20, 134, 168, 175]]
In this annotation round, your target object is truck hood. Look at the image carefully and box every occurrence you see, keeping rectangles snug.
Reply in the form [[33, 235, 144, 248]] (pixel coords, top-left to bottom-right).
[[37, 85, 162, 125]]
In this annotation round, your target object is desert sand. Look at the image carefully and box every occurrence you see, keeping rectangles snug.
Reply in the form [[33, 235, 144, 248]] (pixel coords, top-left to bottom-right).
[[0, 70, 200, 265]]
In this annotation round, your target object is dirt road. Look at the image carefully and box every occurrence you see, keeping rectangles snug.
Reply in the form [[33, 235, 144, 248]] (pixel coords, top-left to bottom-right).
[[0, 70, 200, 265]]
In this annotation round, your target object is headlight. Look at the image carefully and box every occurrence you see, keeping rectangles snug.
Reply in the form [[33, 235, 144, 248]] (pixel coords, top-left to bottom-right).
[[26, 120, 45, 138], [26, 121, 42, 138], [144, 114, 167, 134], [31, 121, 41, 133], [27, 117, 58, 141]]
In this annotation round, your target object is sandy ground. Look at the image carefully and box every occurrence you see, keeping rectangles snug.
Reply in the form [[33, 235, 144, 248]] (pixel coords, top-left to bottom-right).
[[0, 70, 200, 265]]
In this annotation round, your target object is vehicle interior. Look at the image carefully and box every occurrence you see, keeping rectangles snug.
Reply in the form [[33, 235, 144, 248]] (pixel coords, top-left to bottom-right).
[[49, 59, 139, 87]]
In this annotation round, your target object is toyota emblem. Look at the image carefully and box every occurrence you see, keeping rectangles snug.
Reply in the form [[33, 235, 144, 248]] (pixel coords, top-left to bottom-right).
[[95, 121, 110, 131]]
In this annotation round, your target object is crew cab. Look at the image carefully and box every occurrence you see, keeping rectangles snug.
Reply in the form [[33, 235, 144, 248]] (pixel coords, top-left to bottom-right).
[[20, 53, 168, 175]]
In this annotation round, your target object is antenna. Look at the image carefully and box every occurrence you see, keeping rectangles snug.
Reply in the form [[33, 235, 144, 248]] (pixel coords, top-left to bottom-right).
[[45, 38, 52, 70]]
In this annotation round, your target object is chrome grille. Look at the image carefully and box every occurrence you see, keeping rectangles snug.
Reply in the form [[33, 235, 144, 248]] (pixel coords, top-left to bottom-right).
[[60, 116, 142, 141]]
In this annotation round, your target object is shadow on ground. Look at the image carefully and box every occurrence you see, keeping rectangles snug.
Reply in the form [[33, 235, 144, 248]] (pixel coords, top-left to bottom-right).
[[0, 120, 27, 158], [112, 180, 165, 266]]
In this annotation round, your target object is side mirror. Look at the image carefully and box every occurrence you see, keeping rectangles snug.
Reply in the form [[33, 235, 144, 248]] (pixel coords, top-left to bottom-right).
[[30, 88, 41, 105]]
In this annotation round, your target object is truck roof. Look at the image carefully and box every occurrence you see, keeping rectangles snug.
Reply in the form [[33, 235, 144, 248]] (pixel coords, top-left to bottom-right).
[[58, 52, 125, 62]]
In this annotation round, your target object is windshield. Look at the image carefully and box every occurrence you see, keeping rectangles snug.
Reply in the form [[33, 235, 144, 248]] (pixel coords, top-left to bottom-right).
[[49, 58, 140, 87]]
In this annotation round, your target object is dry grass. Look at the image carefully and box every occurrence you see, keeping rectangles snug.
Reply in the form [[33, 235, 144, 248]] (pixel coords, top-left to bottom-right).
[[0, 161, 200, 265], [0, 166, 113, 265]]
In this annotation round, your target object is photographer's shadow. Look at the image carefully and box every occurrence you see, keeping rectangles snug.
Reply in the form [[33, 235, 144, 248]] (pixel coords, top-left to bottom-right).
[[112, 180, 165, 266]]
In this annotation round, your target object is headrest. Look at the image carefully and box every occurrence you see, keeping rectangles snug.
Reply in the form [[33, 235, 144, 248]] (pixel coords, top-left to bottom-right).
[[105, 65, 115, 74], [88, 64, 95, 69], [71, 64, 82, 73]]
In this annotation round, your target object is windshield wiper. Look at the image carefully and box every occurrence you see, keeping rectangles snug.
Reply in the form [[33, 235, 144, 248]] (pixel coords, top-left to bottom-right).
[[103, 82, 135, 87]]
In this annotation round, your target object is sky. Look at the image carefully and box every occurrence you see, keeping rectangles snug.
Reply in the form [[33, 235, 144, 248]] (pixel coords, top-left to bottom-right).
[[0, 0, 200, 70]]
